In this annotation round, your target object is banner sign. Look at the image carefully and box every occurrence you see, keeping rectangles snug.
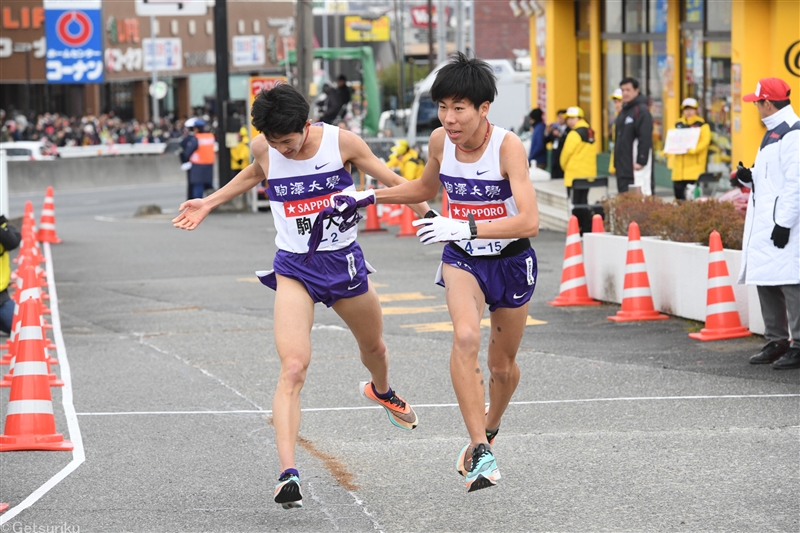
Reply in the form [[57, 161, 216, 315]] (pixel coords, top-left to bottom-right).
[[232, 35, 265, 67], [44, 0, 103, 83], [248, 76, 286, 139], [143, 37, 182, 71], [663, 127, 701, 155]]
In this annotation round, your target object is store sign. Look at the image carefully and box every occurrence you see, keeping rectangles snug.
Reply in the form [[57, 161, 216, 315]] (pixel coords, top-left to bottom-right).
[[785, 40, 800, 78], [344, 15, 390, 42], [409, 6, 449, 29], [0, 36, 45, 59], [248, 76, 285, 139], [105, 46, 143, 72], [44, 0, 104, 83], [143, 37, 182, 71], [232, 35, 265, 67], [1, 6, 45, 29]]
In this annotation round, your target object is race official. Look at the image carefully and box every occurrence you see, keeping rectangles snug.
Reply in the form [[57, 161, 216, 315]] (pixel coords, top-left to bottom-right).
[[736, 77, 800, 370], [668, 98, 711, 200]]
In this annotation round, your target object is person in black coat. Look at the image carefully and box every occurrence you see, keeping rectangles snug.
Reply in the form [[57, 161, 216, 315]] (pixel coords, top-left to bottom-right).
[[613, 77, 653, 194]]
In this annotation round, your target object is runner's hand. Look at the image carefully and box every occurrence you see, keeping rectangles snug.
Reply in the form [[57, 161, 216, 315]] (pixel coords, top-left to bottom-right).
[[172, 199, 210, 231], [412, 217, 471, 245], [330, 189, 376, 212]]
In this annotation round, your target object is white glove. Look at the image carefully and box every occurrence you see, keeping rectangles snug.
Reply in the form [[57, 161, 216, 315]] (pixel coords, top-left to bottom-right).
[[330, 189, 376, 212], [181, 161, 192, 171], [412, 216, 472, 245]]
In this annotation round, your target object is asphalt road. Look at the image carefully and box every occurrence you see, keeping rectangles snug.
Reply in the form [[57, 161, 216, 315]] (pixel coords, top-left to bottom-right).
[[1, 183, 798, 533]]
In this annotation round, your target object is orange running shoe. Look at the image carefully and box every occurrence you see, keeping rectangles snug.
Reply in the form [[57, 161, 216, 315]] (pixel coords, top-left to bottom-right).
[[359, 381, 418, 430]]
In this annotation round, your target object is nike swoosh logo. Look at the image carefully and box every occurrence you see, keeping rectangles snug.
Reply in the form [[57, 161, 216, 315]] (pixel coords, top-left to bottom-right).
[[348, 282, 362, 290], [315, 162, 330, 170], [513, 292, 527, 300], [450, 232, 461, 236], [476, 170, 489, 175]]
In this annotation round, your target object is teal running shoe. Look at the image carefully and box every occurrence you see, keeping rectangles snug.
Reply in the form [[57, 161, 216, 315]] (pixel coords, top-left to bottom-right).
[[274, 471, 303, 509], [464, 443, 500, 492]]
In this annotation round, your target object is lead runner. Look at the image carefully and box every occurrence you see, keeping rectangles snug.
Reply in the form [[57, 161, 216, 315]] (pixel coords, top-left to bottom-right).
[[172, 83, 431, 509], [337, 52, 540, 492]]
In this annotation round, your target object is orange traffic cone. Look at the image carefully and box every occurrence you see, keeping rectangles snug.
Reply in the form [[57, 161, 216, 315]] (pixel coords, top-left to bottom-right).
[[608, 221, 668, 322], [0, 502, 8, 512], [362, 194, 387, 233], [1, 292, 61, 388], [37, 186, 62, 244], [396, 205, 417, 238], [548, 216, 600, 306], [689, 231, 751, 341], [592, 214, 604, 233], [386, 204, 403, 226], [0, 298, 73, 452]]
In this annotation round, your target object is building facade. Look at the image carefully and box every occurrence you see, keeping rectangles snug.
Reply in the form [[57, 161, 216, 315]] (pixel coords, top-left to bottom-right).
[[528, 0, 800, 177], [1, 0, 293, 122]]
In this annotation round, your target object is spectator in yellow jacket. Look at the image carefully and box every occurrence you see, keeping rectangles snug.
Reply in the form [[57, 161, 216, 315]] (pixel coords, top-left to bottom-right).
[[560, 106, 597, 206], [386, 139, 424, 180], [668, 98, 711, 200], [229, 127, 250, 186], [608, 88, 623, 175]]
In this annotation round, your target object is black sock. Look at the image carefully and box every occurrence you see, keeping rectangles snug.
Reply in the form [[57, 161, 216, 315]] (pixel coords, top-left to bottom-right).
[[371, 382, 394, 400]]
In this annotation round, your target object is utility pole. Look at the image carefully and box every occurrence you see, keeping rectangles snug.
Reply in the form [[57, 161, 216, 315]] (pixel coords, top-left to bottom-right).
[[456, 0, 465, 54], [427, 0, 434, 73], [296, 0, 314, 103], [150, 16, 160, 122], [437, 0, 446, 64], [214, 0, 230, 187], [395, 0, 405, 109]]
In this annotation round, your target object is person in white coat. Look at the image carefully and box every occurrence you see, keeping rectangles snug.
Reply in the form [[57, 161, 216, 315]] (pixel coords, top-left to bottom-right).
[[736, 77, 800, 370]]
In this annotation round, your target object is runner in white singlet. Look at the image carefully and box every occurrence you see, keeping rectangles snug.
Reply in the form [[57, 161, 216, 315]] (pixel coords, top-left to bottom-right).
[[173, 83, 431, 510], [337, 53, 541, 493]]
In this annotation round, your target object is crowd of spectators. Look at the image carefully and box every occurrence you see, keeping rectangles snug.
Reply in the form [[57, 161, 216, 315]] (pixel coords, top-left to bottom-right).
[[0, 108, 215, 149]]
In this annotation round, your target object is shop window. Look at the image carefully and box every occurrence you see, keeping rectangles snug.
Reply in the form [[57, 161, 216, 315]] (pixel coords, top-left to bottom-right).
[[682, 29, 704, 105], [605, 1, 623, 32], [685, 0, 703, 23], [649, 0, 667, 33], [706, 0, 731, 32], [704, 41, 732, 174], [604, 40, 623, 149], [625, 0, 646, 33], [623, 42, 647, 85], [648, 41, 666, 161], [578, 39, 592, 125]]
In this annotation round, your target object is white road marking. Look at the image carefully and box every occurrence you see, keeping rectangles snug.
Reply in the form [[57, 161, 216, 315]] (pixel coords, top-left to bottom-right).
[[74, 394, 800, 416], [1, 243, 85, 525]]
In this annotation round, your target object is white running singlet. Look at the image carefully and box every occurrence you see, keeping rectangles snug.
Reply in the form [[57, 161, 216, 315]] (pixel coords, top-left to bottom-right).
[[266, 123, 357, 254], [439, 125, 521, 256]]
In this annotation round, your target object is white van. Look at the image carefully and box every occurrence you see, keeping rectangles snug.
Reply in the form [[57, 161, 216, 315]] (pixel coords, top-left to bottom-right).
[[405, 59, 531, 155]]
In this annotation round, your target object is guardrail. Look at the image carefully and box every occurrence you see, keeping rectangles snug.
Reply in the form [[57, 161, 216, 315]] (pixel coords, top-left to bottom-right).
[[57, 144, 168, 158]]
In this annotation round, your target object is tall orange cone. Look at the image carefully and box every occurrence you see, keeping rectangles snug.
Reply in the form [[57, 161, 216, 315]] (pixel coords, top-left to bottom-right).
[[592, 214, 604, 233], [361, 190, 387, 233], [689, 231, 751, 341], [608, 222, 669, 322], [396, 205, 417, 237], [2, 290, 61, 387], [548, 216, 600, 306], [37, 186, 62, 244], [0, 298, 72, 452]]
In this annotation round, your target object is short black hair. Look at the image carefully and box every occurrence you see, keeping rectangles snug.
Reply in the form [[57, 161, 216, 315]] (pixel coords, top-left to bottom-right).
[[772, 99, 791, 110], [556, 109, 567, 116], [337, 74, 347, 82], [620, 77, 640, 90], [529, 108, 543, 122], [430, 52, 497, 110], [251, 83, 309, 139]]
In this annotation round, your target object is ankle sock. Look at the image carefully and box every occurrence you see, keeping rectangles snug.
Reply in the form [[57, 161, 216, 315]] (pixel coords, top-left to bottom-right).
[[281, 468, 299, 479], [371, 382, 394, 400]]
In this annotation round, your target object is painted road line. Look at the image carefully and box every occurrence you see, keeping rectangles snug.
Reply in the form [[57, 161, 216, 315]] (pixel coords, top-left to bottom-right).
[[74, 394, 800, 417], [401, 315, 547, 333], [1, 243, 85, 525], [381, 305, 448, 315], [377, 292, 436, 303]]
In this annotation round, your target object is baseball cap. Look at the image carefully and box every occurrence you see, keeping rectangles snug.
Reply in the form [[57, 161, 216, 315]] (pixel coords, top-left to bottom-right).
[[565, 106, 584, 118], [610, 88, 623, 100], [184, 117, 206, 128], [742, 78, 791, 102], [681, 98, 698, 109]]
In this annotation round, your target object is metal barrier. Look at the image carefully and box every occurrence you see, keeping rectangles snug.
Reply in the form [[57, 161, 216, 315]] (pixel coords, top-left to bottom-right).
[[363, 137, 396, 161], [57, 144, 168, 158]]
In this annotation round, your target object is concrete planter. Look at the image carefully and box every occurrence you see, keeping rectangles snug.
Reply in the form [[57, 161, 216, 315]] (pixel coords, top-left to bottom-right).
[[583, 233, 765, 335]]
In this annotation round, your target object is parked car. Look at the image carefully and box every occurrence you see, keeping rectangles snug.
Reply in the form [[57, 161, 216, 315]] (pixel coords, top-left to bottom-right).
[[0, 141, 58, 161]]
